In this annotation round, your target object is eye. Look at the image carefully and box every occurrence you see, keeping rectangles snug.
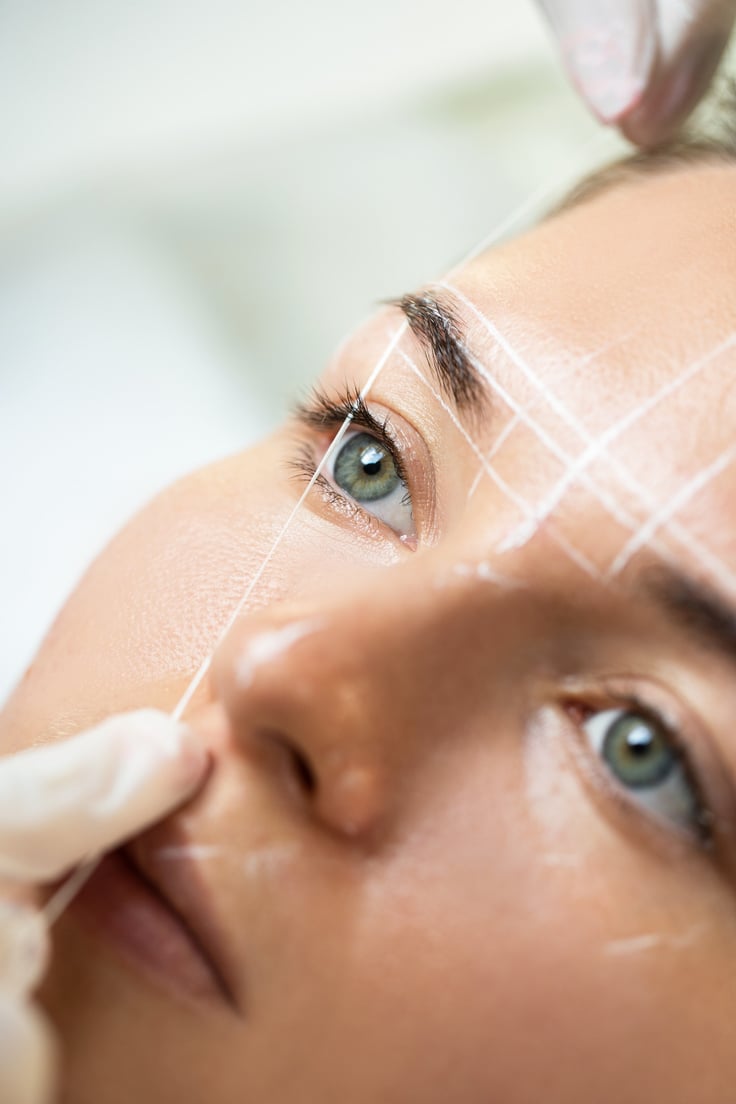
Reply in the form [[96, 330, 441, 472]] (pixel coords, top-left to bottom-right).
[[581, 707, 707, 839], [327, 431, 415, 539]]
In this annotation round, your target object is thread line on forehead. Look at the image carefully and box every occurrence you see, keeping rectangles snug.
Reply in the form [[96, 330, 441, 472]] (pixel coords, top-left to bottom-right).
[[465, 338, 626, 503], [608, 443, 736, 579], [434, 292, 651, 539], [398, 348, 601, 580], [445, 279, 736, 592], [443, 284, 736, 591]]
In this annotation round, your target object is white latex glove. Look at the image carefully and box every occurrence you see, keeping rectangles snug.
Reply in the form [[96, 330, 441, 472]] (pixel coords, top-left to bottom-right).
[[0, 710, 208, 1104], [536, 0, 736, 145]]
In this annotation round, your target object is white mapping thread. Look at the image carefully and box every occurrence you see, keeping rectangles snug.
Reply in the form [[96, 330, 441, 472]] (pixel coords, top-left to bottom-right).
[[43, 125, 616, 928], [39, 323, 407, 930], [454, 129, 614, 268], [171, 321, 407, 722]]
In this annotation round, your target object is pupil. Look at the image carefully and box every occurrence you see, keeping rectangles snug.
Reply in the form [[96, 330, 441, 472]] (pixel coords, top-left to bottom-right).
[[626, 726, 654, 757], [361, 445, 384, 476]]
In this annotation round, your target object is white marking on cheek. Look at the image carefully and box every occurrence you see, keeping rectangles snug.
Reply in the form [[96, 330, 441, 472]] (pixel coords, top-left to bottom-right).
[[540, 852, 582, 868], [496, 517, 539, 553], [236, 618, 324, 690], [604, 925, 706, 956], [604, 933, 663, 955], [242, 841, 302, 880], [154, 844, 226, 862], [445, 561, 522, 589]]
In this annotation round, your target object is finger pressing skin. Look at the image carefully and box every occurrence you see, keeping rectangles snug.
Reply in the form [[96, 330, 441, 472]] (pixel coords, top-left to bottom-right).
[[0, 709, 209, 882], [0, 901, 49, 998]]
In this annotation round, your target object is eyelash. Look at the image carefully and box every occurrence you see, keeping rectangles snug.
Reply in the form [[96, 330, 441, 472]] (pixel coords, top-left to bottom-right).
[[289, 386, 410, 515]]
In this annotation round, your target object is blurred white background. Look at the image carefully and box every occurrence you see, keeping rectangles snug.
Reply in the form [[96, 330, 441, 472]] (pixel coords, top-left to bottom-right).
[[0, 1, 622, 705]]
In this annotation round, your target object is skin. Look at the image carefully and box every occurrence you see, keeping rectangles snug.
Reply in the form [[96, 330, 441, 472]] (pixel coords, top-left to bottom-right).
[[3, 161, 736, 1103]]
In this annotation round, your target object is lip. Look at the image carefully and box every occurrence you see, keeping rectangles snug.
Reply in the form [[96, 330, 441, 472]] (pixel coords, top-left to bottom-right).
[[67, 843, 238, 1011]]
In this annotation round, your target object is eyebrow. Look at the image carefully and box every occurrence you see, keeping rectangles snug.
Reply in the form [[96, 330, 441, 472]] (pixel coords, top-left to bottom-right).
[[392, 291, 488, 418], [642, 566, 736, 664]]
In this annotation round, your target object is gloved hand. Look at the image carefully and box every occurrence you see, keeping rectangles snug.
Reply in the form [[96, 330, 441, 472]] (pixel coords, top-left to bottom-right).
[[0, 710, 208, 1104], [536, 0, 736, 145]]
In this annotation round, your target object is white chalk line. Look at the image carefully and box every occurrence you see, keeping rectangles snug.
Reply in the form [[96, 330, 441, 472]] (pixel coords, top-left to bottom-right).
[[435, 287, 665, 552], [444, 280, 736, 591], [608, 441, 736, 578], [398, 348, 601, 579], [465, 329, 637, 504]]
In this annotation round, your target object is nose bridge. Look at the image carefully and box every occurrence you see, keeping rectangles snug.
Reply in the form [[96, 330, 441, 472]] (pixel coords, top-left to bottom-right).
[[213, 555, 503, 837]]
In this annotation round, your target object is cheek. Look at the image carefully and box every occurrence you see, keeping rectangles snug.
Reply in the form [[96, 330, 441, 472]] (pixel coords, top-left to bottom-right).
[[0, 437, 395, 751], [319, 743, 736, 1101]]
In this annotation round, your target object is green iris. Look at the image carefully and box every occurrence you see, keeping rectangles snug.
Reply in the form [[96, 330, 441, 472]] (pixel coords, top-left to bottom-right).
[[602, 713, 676, 789], [333, 433, 400, 502]]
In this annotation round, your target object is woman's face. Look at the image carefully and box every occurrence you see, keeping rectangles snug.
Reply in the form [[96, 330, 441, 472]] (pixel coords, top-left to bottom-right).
[[4, 162, 736, 1104]]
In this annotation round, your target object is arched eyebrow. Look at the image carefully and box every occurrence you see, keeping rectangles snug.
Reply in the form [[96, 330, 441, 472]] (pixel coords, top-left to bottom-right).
[[642, 566, 736, 662], [391, 291, 489, 420]]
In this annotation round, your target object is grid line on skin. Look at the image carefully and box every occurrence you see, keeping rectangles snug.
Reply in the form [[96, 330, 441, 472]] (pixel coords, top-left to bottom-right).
[[607, 441, 736, 579], [397, 348, 603, 580], [465, 330, 635, 505], [465, 407, 529, 505], [430, 288, 663, 546], [444, 280, 736, 594]]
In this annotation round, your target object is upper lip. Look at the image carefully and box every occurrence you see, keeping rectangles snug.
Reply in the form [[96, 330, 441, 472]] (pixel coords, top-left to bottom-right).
[[124, 830, 241, 1013]]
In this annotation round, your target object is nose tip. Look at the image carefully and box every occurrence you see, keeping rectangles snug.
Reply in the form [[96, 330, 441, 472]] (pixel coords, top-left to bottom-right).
[[212, 606, 388, 841]]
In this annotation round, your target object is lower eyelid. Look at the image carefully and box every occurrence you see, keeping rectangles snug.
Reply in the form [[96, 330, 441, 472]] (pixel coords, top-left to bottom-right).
[[290, 437, 406, 542]]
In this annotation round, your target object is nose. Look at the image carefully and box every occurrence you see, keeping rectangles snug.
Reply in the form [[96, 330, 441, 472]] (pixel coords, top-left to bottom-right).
[[212, 558, 498, 843]]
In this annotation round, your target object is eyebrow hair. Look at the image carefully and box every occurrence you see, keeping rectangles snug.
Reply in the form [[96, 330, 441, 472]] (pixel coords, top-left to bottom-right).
[[392, 291, 488, 417], [642, 566, 736, 663]]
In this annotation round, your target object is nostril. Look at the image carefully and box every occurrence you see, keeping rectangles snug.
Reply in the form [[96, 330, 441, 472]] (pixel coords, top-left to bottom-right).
[[264, 730, 317, 798], [290, 746, 317, 796]]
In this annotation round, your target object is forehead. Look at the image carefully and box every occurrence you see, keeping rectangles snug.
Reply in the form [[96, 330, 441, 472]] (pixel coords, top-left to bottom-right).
[[330, 163, 736, 588]]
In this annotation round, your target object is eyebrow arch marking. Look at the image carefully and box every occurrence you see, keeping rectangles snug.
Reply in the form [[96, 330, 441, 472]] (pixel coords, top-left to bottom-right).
[[643, 566, 736, 664], [392, 291, 488, 417], [397, 345, 601, 580]]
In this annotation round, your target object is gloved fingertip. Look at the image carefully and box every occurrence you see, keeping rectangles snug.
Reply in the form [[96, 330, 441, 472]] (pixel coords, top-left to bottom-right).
[[105, 709, 209, 792], [0, 998, 56, 1104], [538, 0, 658, 122], [0, 902, 49, 997], [142, 710, 211, 794], [618, 29, 730, 147]]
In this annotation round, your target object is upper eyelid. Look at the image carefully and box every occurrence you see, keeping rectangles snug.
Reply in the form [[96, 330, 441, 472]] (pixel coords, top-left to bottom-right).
[[294, 391, 409, 486]]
